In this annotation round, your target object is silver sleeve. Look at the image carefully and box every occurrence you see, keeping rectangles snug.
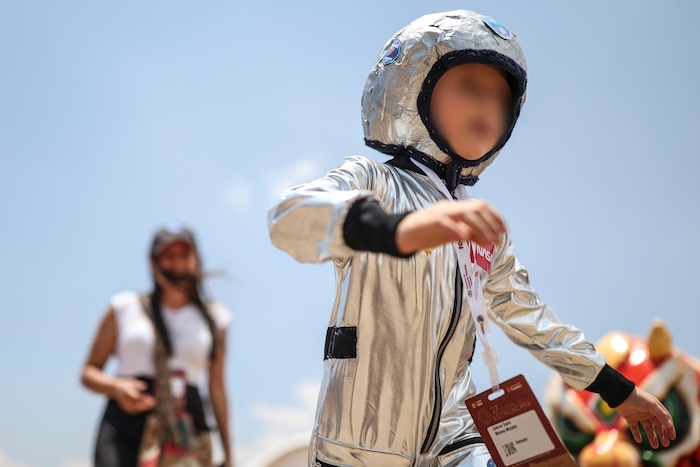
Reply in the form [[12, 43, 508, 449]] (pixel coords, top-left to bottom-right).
[[267, 156, 379, 264], [484, 235, 605, 390]]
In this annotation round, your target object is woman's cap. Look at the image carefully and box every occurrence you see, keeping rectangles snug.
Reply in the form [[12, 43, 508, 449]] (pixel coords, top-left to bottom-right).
[[150, 222, 197, 257]]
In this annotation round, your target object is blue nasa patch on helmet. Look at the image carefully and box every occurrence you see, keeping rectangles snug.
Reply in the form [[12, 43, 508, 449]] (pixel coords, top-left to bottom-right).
[[382, 39, 401, 65], [482, 16, 513, 40], [487, 459, 496, 467]]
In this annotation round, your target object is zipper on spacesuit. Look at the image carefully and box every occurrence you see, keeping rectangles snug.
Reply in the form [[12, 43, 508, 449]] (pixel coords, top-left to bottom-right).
[[420, 267, 463, 454]]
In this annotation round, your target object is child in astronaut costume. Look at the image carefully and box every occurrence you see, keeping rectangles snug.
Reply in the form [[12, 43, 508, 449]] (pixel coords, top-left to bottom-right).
[[268, 11, 675, 467]]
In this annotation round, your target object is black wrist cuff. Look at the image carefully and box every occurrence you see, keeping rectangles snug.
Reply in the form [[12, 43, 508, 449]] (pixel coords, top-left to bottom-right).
[[585, 364, 635, 408], [343, 199, 413, 257]]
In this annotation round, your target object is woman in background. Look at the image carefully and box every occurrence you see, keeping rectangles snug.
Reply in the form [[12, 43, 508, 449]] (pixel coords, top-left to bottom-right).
[[81, 223, 233, 467]]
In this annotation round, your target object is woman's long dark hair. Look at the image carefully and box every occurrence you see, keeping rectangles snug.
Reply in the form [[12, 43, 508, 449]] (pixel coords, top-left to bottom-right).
[[149, 258, 219, 361]]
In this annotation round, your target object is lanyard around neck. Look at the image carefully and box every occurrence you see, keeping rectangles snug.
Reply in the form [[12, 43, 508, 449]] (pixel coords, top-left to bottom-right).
[[411, 158, 500, 391]]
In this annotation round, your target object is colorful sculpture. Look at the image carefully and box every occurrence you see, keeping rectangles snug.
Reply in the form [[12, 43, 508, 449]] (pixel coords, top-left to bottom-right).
[[545, 320, 700, 467]]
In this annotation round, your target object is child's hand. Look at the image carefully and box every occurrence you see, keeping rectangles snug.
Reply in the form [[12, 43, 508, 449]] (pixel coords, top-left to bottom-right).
[[615, 387, 676, 448], [395, 200, 506, 255]]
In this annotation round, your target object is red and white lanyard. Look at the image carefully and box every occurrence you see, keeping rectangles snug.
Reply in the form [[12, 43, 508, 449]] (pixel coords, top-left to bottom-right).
[[411, 158, 501, 391]]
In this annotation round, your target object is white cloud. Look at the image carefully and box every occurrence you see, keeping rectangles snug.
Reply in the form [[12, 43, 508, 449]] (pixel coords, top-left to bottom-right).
[[0, 449, 90, 467], [0, 450, 32, 467], [237, 380, 319, 466], [59, 460, 90, 467], [221, 177, 254, 212], [266, 159, 323, 204], [221, 158, 325, 213]]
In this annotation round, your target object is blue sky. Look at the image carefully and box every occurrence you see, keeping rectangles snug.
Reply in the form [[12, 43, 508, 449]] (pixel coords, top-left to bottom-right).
[[1, 1, 699, 465]]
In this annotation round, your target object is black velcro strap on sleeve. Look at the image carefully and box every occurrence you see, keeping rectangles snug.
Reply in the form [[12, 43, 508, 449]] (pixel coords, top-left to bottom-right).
[[343, 198, 413, 257], [315, 460, 341, 467], [324, 326, 357, 360], [585, 364, 635, 408]]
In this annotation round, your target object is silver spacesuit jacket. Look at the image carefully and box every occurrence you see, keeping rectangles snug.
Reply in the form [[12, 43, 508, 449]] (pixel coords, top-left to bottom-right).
[[268, 156, 605, 467], [269, 9, 609, 467]]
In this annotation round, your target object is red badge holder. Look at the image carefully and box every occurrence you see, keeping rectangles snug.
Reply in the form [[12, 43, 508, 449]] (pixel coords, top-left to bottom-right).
[[466, 375, 576, 467]]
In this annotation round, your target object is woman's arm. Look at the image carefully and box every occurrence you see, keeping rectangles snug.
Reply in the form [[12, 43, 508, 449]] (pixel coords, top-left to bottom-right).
[[81, 307, 119, 396], [81, 307, 155, 414], [209, 328, 233, 466]]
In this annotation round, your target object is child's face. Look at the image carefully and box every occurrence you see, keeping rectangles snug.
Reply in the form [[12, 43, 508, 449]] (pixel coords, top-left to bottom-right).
[[430, 63, 512, 161]]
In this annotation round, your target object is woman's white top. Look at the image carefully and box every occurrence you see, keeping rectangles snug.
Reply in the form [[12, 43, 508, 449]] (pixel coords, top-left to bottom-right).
[[111, 291, 232, 387]]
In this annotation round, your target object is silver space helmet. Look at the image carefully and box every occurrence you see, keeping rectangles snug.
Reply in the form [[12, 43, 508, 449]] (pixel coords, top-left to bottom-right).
[[361, 10, 527, 192]]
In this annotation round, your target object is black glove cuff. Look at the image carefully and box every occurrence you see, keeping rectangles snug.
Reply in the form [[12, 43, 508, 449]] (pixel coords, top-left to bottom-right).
[[585, 364, 635, 408], [343, 199, 413, 257]]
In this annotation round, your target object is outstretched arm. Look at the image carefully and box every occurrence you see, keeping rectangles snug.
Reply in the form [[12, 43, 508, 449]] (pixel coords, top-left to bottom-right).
[[483, 239, 676, 448]]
